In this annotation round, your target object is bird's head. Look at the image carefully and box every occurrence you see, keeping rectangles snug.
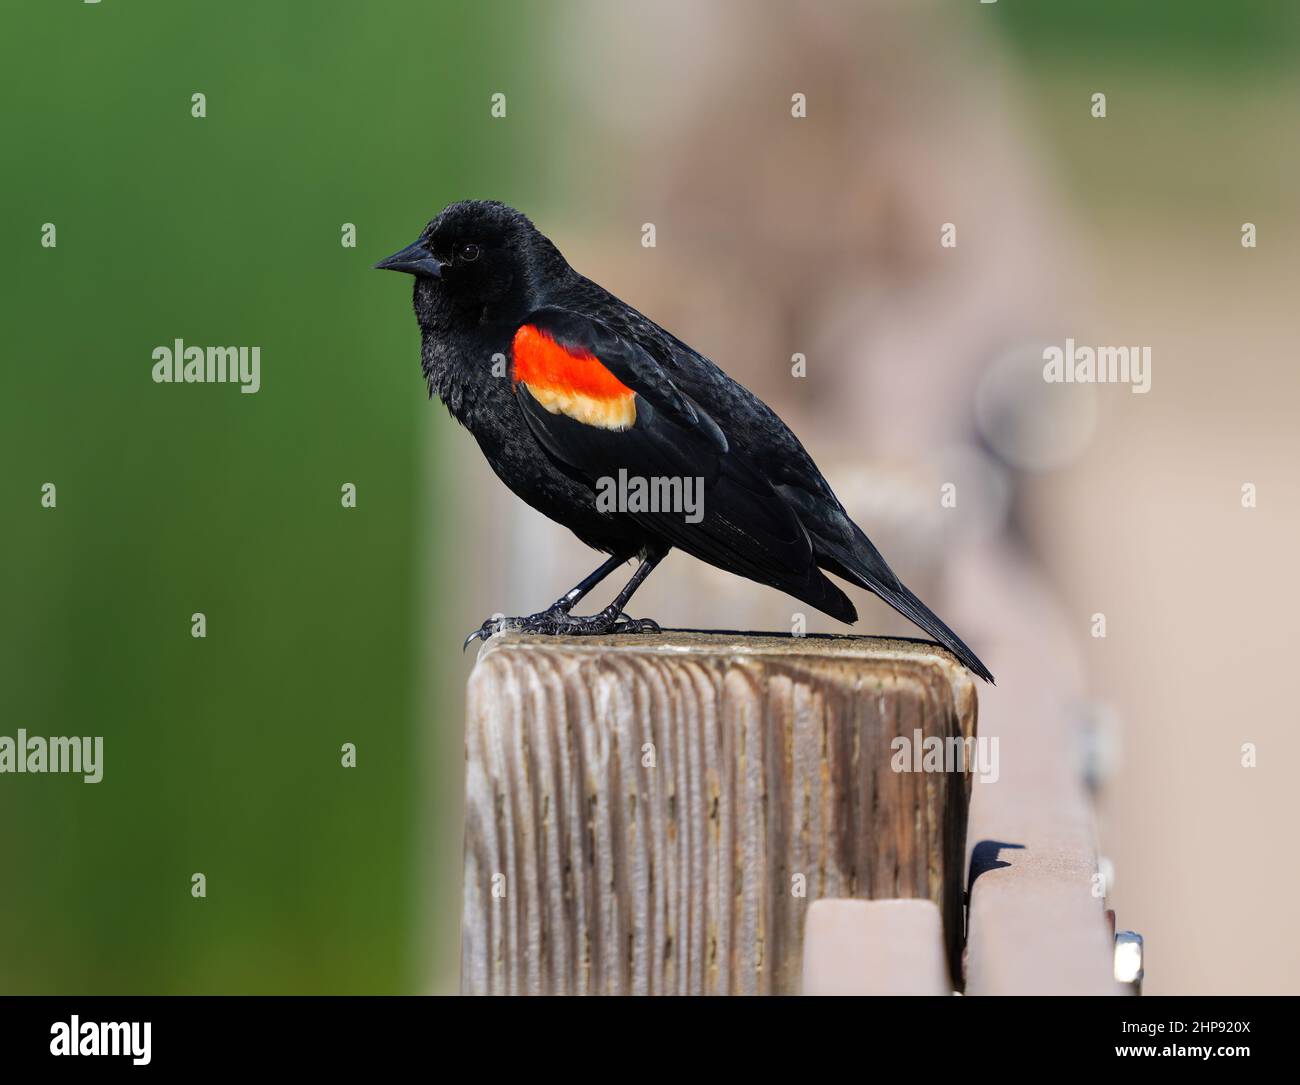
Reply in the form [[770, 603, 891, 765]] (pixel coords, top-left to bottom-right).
[[376, 200, 565, 327]]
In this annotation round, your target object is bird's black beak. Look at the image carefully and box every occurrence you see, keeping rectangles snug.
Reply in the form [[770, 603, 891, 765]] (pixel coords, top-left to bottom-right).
[[374, 238, 444, 278]]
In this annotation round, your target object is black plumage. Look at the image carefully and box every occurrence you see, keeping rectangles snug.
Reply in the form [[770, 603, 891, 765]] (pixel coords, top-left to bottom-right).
[[377, 200, 993, 683]]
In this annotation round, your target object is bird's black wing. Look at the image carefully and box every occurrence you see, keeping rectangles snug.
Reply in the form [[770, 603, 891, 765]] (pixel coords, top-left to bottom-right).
[[556, 293, 994, 681], [510, 307, 856, 622]]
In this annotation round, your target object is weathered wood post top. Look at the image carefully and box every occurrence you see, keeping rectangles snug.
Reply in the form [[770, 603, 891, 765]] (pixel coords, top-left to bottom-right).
[[462, 631, 978, 995]]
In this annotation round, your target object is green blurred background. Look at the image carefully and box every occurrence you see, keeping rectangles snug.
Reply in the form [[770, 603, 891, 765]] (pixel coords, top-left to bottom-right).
[[3, 0, 1297, 994], [0, 0, 549, 993]]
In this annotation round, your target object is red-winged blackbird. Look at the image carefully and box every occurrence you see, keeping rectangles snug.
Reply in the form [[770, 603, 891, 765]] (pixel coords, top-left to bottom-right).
[[377, 200, 993, 682]]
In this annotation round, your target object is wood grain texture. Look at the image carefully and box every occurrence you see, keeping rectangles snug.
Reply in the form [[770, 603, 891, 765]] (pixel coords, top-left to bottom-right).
[[461, 631, 977, 995]]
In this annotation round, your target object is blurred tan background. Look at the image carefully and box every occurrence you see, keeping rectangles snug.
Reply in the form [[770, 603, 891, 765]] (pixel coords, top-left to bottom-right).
[[441, 0, 1300, 994]]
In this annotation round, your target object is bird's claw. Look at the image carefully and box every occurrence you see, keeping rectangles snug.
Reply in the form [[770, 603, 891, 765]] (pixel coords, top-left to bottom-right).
[[613, 613, 661, 634], [462, 607, 661, 649], [463, 615, 525, 651]]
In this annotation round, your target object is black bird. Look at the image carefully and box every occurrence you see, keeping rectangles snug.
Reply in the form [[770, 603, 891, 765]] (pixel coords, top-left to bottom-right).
[[377, 200, 993, 682]]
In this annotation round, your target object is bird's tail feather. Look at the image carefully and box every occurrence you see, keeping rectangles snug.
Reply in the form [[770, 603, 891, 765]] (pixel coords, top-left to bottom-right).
[[820, 524, 995, 683], [865, 577, 994, 684]]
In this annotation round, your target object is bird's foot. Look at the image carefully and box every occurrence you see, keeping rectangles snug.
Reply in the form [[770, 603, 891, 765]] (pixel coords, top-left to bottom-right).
[[611, 613, 661, 634], [463, 605, 661, 650]]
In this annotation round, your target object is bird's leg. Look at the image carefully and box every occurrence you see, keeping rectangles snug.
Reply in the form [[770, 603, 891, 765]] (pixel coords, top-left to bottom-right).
[[464, 555, 625, 648], [544, 553, 628, 617], [597, 549, 665, 633], [464, 549, 665, 648]]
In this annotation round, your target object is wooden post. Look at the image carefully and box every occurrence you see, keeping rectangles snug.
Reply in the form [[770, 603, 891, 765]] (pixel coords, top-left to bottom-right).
[[461, 631, 977, 995]]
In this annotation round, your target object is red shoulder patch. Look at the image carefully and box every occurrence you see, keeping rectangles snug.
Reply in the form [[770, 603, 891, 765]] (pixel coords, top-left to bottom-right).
[[511, 324, 636, 430]]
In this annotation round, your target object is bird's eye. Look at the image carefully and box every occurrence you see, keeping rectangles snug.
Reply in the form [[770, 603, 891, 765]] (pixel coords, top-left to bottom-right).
[[459, 243, 481, 262]]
